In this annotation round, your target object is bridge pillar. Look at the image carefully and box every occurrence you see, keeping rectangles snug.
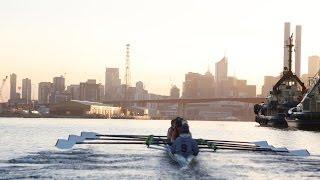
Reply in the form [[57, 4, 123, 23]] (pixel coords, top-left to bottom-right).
[[177, 102, 186, 118]]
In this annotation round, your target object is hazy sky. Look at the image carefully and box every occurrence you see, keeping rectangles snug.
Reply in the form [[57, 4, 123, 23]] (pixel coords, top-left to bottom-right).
[[1, 0, 320, 100]]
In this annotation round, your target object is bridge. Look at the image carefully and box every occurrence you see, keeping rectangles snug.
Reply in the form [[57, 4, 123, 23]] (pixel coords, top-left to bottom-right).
[[104, 97, 265, 117]]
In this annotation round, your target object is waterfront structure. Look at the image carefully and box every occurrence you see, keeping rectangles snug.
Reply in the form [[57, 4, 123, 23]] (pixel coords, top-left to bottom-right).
[[215, 56, 228, 82], [22, 78, 31, 103], [105, 68, 121, 101], [80, 79, 101, 102], [9, 73, 17, 100], [170, 85, 180, 99], [283, 22, 290, 69], [50, 100, 121, 117], [38, 82, 52, 104], [308, 55, 320, 76], [295, 25, 302, 77]]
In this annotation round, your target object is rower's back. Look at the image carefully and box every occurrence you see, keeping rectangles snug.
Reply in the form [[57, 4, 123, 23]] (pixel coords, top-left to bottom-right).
[[170, 124, 199, 158]]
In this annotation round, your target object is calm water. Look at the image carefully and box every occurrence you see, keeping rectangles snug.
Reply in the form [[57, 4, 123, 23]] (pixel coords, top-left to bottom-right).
[[0, 118, 320, 179]]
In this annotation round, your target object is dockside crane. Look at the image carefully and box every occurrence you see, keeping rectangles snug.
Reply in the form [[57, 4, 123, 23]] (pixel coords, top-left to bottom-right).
[[0, 76, 8, 102]]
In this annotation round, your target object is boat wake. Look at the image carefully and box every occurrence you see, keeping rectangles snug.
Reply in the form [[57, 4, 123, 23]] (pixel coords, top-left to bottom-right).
[[0, 148, 211, 179]]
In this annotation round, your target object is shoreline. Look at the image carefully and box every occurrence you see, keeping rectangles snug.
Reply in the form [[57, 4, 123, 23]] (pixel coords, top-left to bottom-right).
[[0, 115, 254, 122]]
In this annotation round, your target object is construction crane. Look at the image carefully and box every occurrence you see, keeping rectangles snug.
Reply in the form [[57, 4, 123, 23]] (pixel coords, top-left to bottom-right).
[[0, 76, 8, 102]]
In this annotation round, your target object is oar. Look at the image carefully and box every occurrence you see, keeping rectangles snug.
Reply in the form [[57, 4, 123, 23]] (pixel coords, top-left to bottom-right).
[[80, 132, 266, 147], [77, 142, 167, 145]]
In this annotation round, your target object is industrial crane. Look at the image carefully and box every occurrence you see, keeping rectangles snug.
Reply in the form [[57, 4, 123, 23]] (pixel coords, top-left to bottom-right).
[[0, 76, 8, 102]]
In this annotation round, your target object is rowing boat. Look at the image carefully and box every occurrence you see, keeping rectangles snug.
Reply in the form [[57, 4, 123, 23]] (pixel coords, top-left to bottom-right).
[[55, 131, 311, 166], [165, 144, 195, 168]]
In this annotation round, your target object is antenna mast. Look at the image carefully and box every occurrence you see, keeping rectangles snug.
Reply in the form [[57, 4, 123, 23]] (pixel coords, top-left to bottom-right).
[[124, 44, 131, 100], [287, 34, 294, 72]]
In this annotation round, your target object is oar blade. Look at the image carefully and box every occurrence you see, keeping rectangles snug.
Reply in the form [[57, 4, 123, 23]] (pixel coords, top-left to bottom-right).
[[55, 139, 75, 149], [253, 141, 269, 147], [68, 135, 85, 143], [288, 149, 310, 156]]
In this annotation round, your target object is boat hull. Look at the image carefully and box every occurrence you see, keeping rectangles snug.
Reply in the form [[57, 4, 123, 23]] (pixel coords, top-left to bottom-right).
[[255, 114, 288, 128], [287, 112, 320, 130], [165, 145, 194, 168]]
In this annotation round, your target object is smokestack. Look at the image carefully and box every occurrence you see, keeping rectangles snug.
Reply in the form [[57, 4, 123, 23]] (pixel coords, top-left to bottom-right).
[[295, 25, 302, 77], [284, 22, 291, 69]]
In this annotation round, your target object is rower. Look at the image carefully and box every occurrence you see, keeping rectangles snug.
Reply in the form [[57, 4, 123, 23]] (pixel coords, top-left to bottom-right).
[[167, 119, 176, 144], [171, 117, 187, 142], [170, 123, 199, 158]]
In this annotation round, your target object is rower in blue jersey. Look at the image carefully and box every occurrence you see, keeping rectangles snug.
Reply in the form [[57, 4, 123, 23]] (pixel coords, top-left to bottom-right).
[[170, 123, 199, 158]]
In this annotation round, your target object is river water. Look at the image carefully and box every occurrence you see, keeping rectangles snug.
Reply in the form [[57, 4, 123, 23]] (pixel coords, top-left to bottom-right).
[[0, 118, 319, 179]]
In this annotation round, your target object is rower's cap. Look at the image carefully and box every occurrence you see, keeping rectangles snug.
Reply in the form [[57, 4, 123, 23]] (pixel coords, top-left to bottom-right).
[[181, 123, 189, 133]]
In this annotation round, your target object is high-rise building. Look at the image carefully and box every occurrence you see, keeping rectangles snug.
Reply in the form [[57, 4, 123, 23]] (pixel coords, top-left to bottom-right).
[[215, 56, 228, 82], [261, 76, 279, 97], [182, 72, 215, 98], [308, 56, 320, 76], [284, 22, 291, 69], [38, 82, 52, 104], [80, 79, 101, 102], [67, 85, 80, 100], [295, 25, 302, 77], [53, 76, 65, 93], [10, 73, 17, 100], [170, 85, 180, 99], [105, 68, 121, 100], [98, 84, 104, 102], [22, 78, 31, 103]]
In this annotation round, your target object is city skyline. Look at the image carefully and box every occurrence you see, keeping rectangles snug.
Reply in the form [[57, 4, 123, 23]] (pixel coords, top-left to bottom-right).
[[1, 0, 320, 100]]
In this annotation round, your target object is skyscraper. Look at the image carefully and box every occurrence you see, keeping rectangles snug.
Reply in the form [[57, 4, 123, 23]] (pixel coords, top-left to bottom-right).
[[283, 22, 291, 69], [53, 76, 65, 93], [295, 25, 302, 77], [22, 78, 31, 103], [308, 56, 320, 76], [170, 85, 180, 99], [67, 85, 80, 100], [38, 82, 52, 104], [80, 79, 101, 102], [10, 73, 17, 100], [215, 56, 228, 82], [105, 68, 121, 100]]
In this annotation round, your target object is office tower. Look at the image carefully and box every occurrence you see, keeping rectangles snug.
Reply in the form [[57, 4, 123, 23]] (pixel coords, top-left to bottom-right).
[[38, 82, 52, 104], [105, 68, 121, 100], [283, 22, 291, 69], [80, 79, 101, 102], [295, 25, 302, 77], [308, 56, 320, 76], [215, 56, 228, 82], [67, 85, 80, 100], [22, 78, 31, 103], [53, 76, 65, 93], [10, 73, 17, 100], [170, 85, 180, 99], [182, 72, 215, 98]]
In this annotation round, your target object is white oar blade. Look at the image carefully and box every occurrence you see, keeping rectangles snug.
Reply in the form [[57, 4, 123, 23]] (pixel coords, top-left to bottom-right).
[[288, 149, 310, 156], [55, 139, 75, 149], [68, 135, 85, 143], [81, 132, 99, 139], [253, 141, 269, 147]]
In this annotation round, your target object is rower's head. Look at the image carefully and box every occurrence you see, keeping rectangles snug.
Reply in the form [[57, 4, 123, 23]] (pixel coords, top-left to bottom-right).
[[171, 119, 176, 127], [180, 123, 190, 134]]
